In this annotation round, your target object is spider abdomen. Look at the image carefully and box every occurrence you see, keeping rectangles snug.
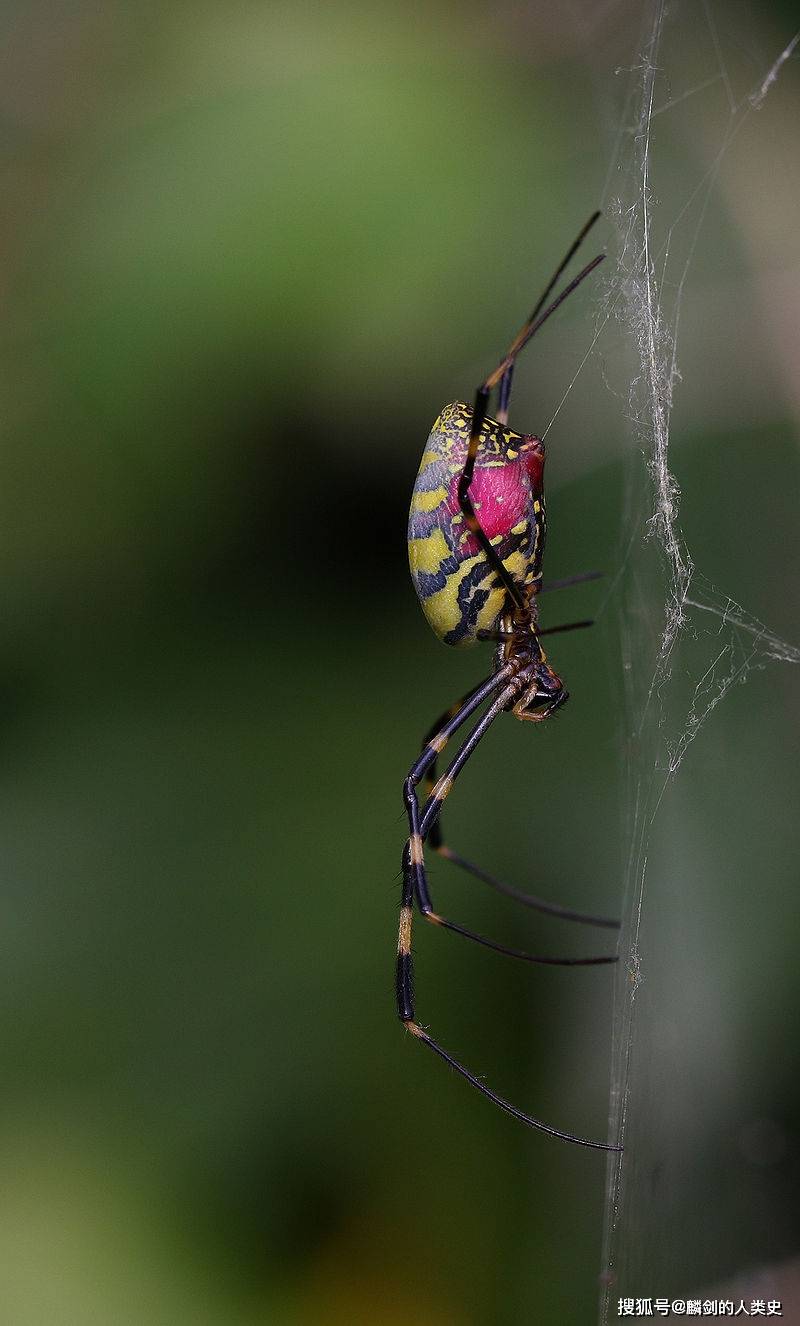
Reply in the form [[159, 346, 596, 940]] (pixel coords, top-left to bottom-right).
[[408, 401, 546, 646]]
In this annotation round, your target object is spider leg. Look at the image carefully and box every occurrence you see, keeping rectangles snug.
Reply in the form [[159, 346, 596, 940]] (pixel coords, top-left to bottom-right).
[[481, 251, 606, 400], [540, 570, 603, 593], [430, 847, 619, 930], [457, 388, 528, 612], [405, 681, 617, 965], [496, 211, 601, 424], [396, 678, 621, 1150], [538, 619, 593, 636], [419, 674, 619, 930], [478, 620, 595, 641], [419, 678, 499, 851], [408, 1024, 622, 1149], [457, 253, 605, 613], [396, 665, 511, 1015]]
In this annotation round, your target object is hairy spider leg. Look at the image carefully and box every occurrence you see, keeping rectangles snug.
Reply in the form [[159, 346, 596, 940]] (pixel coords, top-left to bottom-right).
[[419, 649, 619, 930], [396, 676, 621, 1150], [496, 211, 601, 425]]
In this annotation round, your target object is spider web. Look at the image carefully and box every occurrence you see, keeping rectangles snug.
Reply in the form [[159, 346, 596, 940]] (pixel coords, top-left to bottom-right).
[[540, 3, 800, 1317]]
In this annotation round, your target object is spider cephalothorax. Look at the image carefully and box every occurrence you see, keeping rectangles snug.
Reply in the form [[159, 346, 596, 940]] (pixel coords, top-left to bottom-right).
[[396, 212, 623, 1152]]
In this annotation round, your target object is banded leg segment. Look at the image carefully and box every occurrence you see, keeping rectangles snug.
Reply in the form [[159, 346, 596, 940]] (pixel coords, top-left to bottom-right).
[[395, 840, 416, 1023], [398, 679, 621, 1150], [419, 681, 490, 852], [407, 684, 618, 965], [417, 674, 620, 931], [396, 669, 511, 1029]]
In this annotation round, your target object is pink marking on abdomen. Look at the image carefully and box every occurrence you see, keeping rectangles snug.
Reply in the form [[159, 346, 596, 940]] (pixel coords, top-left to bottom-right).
[[449, 456, 536, 558]]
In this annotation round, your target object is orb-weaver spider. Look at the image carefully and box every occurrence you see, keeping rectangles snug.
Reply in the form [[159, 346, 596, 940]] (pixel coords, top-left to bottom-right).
[[397, 213, 622, 1151]]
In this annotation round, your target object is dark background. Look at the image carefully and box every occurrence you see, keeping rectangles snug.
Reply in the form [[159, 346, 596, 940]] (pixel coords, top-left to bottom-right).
[[1, 2, 799, 1323]]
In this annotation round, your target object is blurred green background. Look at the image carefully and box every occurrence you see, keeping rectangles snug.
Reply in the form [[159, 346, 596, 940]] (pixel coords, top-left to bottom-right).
[[1, 2, 799, 1323]]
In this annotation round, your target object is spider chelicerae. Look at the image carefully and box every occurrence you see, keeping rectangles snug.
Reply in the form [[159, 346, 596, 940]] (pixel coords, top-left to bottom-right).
[[397, 213, 622, 1151]]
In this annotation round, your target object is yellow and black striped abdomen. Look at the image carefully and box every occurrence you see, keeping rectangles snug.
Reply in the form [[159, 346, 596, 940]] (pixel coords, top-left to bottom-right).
[[408, 402, 546, 647]]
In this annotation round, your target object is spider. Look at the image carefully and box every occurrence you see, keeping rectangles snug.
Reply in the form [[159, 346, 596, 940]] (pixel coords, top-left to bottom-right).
[[396, 213, 622, 1151]]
